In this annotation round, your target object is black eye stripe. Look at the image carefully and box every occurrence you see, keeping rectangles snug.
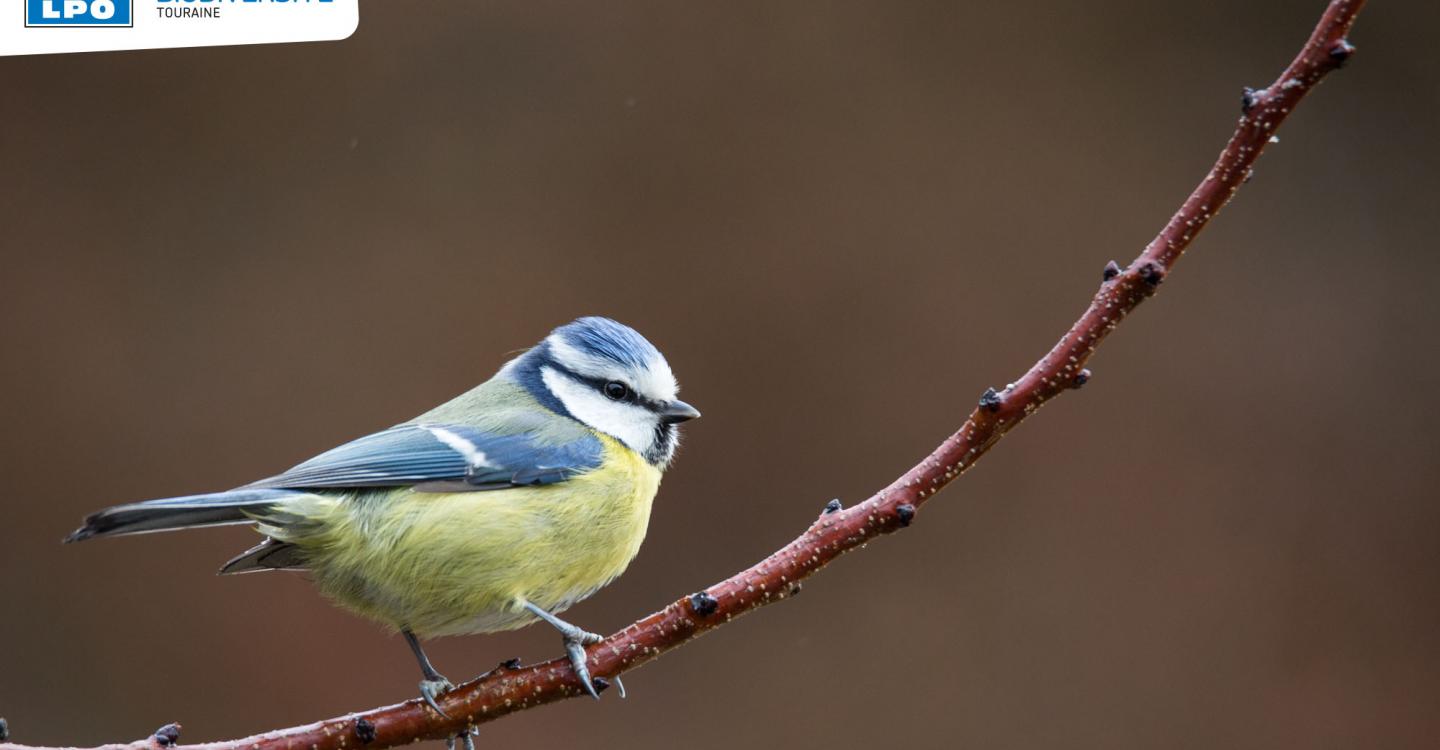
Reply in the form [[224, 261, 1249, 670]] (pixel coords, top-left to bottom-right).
[[548, 362, 667, 412]]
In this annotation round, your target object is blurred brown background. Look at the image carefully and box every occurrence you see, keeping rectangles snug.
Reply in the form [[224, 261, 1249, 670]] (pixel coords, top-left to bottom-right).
[[2, 1, 1438, 748]]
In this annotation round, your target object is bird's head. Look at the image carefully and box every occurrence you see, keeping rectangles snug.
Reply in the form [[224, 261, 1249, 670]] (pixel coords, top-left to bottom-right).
[[503, 317, 699, 467]]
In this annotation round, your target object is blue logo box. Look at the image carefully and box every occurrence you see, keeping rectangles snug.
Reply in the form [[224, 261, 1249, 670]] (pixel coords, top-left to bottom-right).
[[25, 0, 134, 27]]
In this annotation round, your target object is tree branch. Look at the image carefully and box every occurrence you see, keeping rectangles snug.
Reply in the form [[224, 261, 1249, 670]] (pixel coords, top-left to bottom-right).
[[0, 2, 1366, 748]]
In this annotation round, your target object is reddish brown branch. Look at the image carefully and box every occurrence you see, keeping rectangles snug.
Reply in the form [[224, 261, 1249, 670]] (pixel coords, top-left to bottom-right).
[[0, 2, 1366, 748]]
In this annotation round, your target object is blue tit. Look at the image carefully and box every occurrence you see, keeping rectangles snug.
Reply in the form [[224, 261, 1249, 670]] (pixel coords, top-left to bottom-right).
[[67, 316, 700, 711]]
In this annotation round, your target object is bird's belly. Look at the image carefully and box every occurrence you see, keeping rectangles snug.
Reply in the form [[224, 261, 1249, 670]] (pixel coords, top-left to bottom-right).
[[284, 444, 661, 638]]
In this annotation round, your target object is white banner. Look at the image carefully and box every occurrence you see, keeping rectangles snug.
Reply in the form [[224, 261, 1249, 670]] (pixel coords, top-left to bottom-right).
[[0, 0, 358, 56]]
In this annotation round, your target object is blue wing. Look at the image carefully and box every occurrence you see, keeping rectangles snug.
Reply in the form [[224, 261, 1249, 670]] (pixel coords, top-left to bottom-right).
[[245, 423, 604, 492]]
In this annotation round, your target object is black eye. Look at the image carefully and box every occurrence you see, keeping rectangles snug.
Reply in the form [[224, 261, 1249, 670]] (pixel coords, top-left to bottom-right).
[[603, 381, 630, 401]]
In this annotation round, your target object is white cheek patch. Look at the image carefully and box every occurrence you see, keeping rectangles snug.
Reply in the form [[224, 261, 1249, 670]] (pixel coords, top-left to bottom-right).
[[541, 366, 657, 454]]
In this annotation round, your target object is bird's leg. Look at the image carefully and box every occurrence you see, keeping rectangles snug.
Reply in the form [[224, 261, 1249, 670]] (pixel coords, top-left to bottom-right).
[[404, 629, 453, 717], [406, 631, 477, 749], [522, 602, 624, 700]]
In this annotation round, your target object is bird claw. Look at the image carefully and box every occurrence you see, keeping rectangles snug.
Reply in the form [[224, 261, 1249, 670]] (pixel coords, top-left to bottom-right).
[[419, 676, 455, 718], [570, 627, 622, 693], [445, 727, 477, 750], [563, 638, 600, 699], [562, 629, 606, 699], [522, 603, 627, 701]]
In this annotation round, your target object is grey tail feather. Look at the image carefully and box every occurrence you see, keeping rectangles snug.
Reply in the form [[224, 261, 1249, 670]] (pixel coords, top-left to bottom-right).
[[219, 538, 307, 575], [64, 488, 300, 543]]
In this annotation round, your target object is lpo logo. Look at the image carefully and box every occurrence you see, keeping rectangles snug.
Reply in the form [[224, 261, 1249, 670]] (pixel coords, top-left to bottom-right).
[[25, 0, 134, 27]]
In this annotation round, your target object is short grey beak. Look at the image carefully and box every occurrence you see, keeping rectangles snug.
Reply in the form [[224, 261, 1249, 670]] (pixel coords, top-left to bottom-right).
[[658, 399, 701, 424]]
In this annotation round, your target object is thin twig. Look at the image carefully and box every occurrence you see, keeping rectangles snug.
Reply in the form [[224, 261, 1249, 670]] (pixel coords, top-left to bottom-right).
[[0, 2, 1366, 748]]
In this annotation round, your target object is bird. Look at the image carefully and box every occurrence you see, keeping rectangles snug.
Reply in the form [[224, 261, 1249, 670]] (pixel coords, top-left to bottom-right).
[[66, 316, 700, 715]]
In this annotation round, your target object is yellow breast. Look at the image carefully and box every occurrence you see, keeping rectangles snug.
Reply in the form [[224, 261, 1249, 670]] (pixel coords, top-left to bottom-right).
[[280, 434, 662, 637]]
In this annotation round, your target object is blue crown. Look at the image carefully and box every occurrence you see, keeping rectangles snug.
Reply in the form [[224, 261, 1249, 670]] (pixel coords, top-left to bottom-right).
[[551, 317, 660, 370]]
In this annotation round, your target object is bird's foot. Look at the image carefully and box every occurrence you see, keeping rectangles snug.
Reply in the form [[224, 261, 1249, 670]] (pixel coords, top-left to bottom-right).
[[522, 602, 628, 700], [560, 628, 625, 700], [445, 726, 477, 750], [418, 675, 455, 718]]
